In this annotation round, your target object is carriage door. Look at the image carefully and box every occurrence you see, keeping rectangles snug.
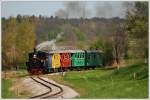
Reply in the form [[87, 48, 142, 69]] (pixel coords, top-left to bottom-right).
[[48, 53, 51, 72]]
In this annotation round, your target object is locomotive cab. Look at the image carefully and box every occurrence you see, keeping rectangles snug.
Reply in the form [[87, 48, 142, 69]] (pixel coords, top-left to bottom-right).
[[27, 50, 48, 74]]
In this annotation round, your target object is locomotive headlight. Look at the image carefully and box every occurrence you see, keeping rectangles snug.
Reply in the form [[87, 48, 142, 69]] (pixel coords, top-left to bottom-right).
[[33, 54, 37, 58]]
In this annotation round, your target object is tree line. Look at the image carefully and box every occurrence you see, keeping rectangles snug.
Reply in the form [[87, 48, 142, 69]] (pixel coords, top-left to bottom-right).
[[2, 2, 148, 70], [90, 2, 148, 66]]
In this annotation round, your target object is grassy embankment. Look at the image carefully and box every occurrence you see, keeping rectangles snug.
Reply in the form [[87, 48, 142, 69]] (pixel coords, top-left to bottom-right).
[[2, 70, 29, 98], [51, 63, 148, 98]]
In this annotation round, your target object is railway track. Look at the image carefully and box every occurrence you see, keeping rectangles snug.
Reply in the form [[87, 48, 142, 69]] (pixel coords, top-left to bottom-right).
[[30, 76, 63, 99]]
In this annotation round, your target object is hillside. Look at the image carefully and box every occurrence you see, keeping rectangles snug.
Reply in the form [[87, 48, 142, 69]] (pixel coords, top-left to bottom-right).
[[35, 17, 124, 47], [52, 63, 148, 98]]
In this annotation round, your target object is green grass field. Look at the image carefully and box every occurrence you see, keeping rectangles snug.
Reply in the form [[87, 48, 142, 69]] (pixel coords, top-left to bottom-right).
[[52, 63, 148, 98], [2, 70, 29, 98], [2, 79, 17, 98]]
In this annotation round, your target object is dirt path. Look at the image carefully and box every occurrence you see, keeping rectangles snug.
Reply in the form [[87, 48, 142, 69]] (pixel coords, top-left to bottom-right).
[[10, 76, 79, 99]]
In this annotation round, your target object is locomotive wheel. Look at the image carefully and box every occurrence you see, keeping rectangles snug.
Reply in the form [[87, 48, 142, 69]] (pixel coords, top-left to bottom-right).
[[29, 68, 43, 75], [30, 69, 35, 75], [29, 70, 34, 75], [34, 69, 38, 75], [38, 69, 43, 75]]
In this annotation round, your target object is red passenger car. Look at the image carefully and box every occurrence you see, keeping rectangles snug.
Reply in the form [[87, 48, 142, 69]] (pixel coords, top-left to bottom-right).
[[60, 51, 71, 70]]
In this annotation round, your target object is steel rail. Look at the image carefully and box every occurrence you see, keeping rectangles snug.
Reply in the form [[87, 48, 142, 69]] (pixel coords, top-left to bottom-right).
[[30, 76, 63, 98], [38, 76, 63, 98], [30, 76, 52, 98]]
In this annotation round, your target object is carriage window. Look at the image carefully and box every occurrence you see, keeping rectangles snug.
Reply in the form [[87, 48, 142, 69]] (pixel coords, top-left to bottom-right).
[[81, 53, 82, 58], [92, 54, 94, 59], [75, 54, 77, 58], [93, 54, 96, 59], [62, 55, 64, 59], [81, 53, 83, 58], [66, 54, 68, 58], [87, 55, 89, 59], [64, 54, 66, 59], [82, 53, 84, 58], [97, 54, 99, 58], [64, 54, 68, 59], [56, 55, 57, 59], [54, 55, 56, 59], [78, 53, 80, 58], [99, 54, 101, 58], [63, 55, 65, 59]]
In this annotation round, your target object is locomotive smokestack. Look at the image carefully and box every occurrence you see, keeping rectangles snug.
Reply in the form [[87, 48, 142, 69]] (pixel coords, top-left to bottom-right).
[[34, 48, 36, 53]]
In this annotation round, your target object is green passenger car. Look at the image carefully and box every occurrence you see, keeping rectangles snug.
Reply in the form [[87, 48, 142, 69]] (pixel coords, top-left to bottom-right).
[[85, 50, 103, 68], [71, 50, 85, 68]]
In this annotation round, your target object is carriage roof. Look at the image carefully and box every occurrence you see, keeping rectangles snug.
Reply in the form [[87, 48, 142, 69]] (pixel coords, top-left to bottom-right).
[[37, 49, 102, 54], [48, 50, 85, 53], [86, 50, 103, 53]]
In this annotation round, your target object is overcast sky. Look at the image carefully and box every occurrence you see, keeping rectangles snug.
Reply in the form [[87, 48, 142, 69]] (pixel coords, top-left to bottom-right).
[[2, 1, 130, 18]]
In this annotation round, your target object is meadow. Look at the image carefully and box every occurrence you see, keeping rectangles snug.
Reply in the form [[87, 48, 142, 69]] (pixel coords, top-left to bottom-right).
[[52, 63, 148, 98]]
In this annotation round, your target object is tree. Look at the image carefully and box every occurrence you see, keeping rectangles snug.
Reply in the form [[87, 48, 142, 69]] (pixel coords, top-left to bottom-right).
[[15, 19, 36, 67], [2, 18, 18, 69], [89, 36, 113, 66], [16, 14, 22, 23], [2, 18, 36, 70], [112, 24, 127, 66], [125, 2, 148, 62]]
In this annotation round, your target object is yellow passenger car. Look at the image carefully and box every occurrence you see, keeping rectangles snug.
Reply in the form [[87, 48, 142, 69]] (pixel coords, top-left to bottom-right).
[[52, 53, 61, 68]]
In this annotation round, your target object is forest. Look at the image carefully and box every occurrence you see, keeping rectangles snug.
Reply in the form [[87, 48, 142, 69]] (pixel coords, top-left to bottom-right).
[[2, 2, 148, 70]]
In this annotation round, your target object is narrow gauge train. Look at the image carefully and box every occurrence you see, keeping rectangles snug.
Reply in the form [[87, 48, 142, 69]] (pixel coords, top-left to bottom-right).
[[26, 49, 104, 74]]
